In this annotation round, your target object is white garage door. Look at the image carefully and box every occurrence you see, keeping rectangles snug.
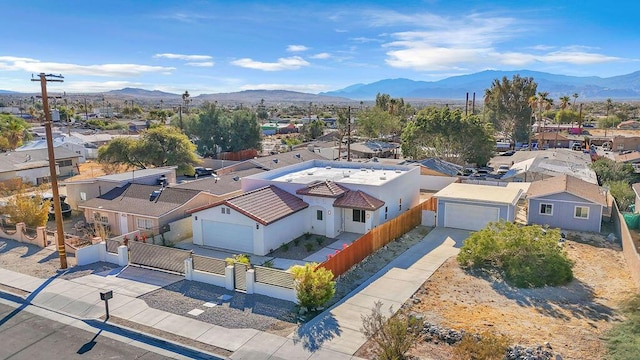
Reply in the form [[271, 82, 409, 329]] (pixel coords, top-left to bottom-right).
[[444, 202, 500, 231], [202, 221, 253, 253]]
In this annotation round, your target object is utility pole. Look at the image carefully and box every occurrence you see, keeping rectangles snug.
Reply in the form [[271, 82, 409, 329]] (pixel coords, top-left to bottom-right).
[[347, 106, 351, 162], [32, 73, 67, 269]]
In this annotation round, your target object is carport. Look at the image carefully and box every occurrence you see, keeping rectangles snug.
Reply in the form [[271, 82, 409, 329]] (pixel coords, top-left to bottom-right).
[[433, 183, 522, 231]]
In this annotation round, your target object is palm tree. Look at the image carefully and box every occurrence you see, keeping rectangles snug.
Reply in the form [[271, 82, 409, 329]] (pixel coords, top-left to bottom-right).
[[559, 96, 570, 111], [5, 117, 26, 150], [572, 93, 579, 111], [528, 92, 553, 149]]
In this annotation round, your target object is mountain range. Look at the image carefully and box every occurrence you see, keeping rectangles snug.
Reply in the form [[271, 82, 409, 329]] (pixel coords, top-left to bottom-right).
[[321, 70, 640, 101], [2, 69, 640, 102]]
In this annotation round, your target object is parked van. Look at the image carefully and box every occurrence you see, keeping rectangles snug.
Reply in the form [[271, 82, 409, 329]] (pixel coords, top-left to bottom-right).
[[571, 143, 582, 151]]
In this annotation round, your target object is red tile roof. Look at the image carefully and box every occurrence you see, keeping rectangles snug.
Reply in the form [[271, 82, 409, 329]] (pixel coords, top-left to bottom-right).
[[224, 185, 308, 225], [296, 180, 349, 198], [333, 190, 385, 210]]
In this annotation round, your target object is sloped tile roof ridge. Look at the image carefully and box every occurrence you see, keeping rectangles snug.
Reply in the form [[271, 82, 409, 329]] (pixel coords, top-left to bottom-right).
[[333, 190, 385, 210], [296, 180, 349, 197]]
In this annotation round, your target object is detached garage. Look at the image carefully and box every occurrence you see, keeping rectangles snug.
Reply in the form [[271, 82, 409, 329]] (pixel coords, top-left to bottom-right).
[[434, 183, 522, 231]]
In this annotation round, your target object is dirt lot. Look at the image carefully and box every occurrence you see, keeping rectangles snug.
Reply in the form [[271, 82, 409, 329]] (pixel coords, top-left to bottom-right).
[[394, 236, 638, 360]]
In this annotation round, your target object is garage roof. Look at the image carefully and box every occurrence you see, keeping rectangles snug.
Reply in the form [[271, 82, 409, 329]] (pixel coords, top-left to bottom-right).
[[434, 183, 522, 205]]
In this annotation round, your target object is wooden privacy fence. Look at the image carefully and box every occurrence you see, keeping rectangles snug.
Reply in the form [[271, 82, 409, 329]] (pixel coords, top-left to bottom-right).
[[422, 197, 437, 211], [318, 205, 422, 278]]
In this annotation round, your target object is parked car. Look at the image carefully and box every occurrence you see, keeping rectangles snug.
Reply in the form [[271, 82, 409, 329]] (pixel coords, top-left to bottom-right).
[[189, 167, 214, 177], [519, 144, 529, 151], [497, 165, 510, 175], [500, 150, 516, 156]]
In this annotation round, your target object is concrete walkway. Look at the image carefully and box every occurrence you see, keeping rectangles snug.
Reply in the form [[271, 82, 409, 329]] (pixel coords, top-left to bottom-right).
[[0, 227, 469, 359]]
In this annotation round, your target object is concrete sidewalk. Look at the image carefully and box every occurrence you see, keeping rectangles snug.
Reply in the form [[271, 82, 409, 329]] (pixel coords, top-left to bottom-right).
[[0, 227, 468, 359]]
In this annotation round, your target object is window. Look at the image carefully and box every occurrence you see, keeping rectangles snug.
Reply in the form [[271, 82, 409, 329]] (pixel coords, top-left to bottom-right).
[[540, 203, 553, 216], [136, 218, 153, 230], [80, 192, 87, 201], [316, 210, 323, 221], [220, 207, 230, 214], [574, 206, 589, 219], [56, 159, 72, 167], [353, 209, 365, 223], [94, 212, 108, 224]]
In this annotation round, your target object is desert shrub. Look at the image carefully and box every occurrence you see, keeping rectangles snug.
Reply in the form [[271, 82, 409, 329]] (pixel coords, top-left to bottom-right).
[[262, 259, 274, 268], [225, 253, 251, 266], [457, 221, 573, 288], [290, 263, 335, 309], [361, 301, 423, 360], [606, 294, 640, 360], [453, 331, 511, 360], [0, 189, 50, 228], [280, 242, 289, 252], [304, 242, 314, 252], [293, 237, 300, 246], [316, 237, 325, 246]]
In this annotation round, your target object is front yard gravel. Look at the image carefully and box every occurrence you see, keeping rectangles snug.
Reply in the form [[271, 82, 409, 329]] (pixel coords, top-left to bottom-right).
[[139, 280, 298, 335]]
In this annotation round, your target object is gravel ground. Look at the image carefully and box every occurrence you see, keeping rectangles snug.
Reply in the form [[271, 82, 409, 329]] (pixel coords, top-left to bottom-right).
[[0, 237, 120, 280], [139, 280, 298, 335]]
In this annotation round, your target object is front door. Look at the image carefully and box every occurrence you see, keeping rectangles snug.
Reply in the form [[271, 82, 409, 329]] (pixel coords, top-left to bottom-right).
[[119, 213, 128, 235]]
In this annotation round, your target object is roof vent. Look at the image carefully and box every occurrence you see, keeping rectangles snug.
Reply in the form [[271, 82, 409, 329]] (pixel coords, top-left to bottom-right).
[[395, 169, 401, 173], [307, 171, 314, 175], [379, 176, 387, 180], [326, 166, 331, 169], [343, 172, 350, 178], [360, 168, 367, 171], [286, 178, 292, 182]]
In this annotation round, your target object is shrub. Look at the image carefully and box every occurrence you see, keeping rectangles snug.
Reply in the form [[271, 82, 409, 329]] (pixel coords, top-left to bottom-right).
[[453, 331, 511, 360], [606, 294, 640, 360], [262, 259, 274, 268], [361, 301, 423, 360], [304, 232, 312, 240], [293, 238, 300, 246], [0, 189, 50, 228], [225, 254, 251, 266], [316, 237, 325, 246], [290, 263, 335, 310], [457, 221, 573, 288], [280, 242, 289, 252], [304, 242, 314, 252]]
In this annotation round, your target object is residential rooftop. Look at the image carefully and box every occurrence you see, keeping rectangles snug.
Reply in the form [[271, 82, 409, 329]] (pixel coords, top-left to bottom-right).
[[254, 159, 413, 186], [435, 183, 522, 205]]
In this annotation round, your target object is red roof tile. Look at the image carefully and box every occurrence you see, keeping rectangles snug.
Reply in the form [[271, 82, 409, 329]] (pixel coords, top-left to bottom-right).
[[226, 185, 308, 225], [296, 180, 349, 198], [333, 190, 385, 210]]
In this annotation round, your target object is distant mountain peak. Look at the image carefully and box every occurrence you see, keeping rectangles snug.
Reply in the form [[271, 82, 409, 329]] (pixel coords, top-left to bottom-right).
[[107, 88, 178, 96]]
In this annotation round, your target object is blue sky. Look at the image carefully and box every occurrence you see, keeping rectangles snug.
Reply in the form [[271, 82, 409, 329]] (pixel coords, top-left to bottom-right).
[[1, 0, 638, 95]]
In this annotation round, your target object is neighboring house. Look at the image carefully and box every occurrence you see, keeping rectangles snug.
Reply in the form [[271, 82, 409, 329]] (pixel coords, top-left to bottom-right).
[[0, 147, 82, 185], [16, 137, 88, 162], [64, 167, 177, 210], [527, 174, 608, 233], [614, 151, 640, 167], [79, 183, 217, 236], [500, 149, 597, 184], [216, 149, 326, 175], [349, 141, 399, 159], [617, 120, 640, 130], [189, 159, 420, 255], [610, 136, 640, 152], [534, 132, 571, 149], [403, 157, 462, 191], [171, 168, 264, 200], [433, 183, 522, 231]]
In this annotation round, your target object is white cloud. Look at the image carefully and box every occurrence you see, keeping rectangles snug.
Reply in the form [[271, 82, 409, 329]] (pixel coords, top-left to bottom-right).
[[0, 56, 174, 77], [153, 53, 212, 61], [186, 61, 215, 67], [239, 83, 329, 93], [310, 53, 331, 59], [231, 56, 310, 71], [286, 45, 309, 52]]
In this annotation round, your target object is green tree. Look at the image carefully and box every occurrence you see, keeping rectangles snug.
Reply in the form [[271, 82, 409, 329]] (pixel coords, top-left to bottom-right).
[[484, 75, 537, 143], [590, 158, 636, 184], [555, 109, 581, 124], [228, 110, 262, 152], [361, 301, 423, 360], [608, 180, 635, 212], [290, 263, 335, 310], [458, 221, 574, 288], [303, 119, 325, 140], [187, 102, 231, 156], [0, 114, 32, 151], [401, 106, 494, 165], [357, 107, 401, 139], [98, 127, 199, 174]]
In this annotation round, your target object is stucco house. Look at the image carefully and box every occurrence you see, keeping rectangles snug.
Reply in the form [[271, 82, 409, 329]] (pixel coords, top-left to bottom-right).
[[189, 159, 420, 255], [0, 147, 81, 185], [64, 167, 177, 210], [527, 175, 608, 233], [433, 183, 522, 231], [79, 183, 217, 237]]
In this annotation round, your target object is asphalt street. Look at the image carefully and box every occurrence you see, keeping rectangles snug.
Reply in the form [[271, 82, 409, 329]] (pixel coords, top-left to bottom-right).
[[0, 302, 172, 360]]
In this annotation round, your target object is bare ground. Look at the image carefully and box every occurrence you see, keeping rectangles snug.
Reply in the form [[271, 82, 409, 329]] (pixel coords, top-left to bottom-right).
[[358, 236, 638, 360]]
